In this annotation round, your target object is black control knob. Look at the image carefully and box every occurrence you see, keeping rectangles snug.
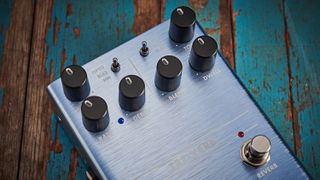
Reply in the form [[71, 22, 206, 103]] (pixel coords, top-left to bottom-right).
[[61, 65, 90, 101], [169, 6, 196, 43], [119, 75, 145, 111], [81, 96, 110, 132], [155, 55, 182, 91], [189, 35, 218, 72]]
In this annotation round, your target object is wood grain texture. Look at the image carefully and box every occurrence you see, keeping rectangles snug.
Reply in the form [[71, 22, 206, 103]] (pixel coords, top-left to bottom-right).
[[0, 0, 34, 178], [284, 0, 320, 177], [18, 0, 54, 178], [219, 0, 235, 70]]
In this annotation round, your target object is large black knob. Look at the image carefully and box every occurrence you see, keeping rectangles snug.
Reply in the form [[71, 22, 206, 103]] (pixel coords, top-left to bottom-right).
[[61, 65, 90, 101], [189, 35, 218, 72], [155, 55, 182, 91], [81, 96, 110, 132], [169, 6, 196, 43], [119, 75, 145, 111]]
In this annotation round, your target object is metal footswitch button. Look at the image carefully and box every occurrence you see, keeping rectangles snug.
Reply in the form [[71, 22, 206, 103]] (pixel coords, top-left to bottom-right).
[[240, 135, 271, 167]]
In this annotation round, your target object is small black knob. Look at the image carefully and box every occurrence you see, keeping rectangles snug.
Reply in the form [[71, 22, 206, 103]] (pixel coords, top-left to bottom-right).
[[189, 35, 218, 72], [81, 96, 110, 132], [155, 55, 182, 91], [61, 65, 90, 101], [119, 75, 145, 111], [169, 6, 196, 43]]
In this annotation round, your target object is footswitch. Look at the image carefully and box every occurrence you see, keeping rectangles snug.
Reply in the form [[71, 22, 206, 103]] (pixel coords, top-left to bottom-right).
[[240, 135, 271, 167], [48, 6, 309, 180]]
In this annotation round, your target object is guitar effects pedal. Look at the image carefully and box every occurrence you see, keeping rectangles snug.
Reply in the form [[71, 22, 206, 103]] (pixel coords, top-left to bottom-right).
[[48, 6, 309, 180]]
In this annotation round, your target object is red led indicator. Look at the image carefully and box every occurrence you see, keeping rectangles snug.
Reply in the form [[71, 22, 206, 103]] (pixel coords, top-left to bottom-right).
[[238, 131, 244, 138]]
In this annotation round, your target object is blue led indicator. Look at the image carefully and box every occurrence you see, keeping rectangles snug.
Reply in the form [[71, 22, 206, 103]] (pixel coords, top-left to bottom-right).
[[118, 117, 124, 124]]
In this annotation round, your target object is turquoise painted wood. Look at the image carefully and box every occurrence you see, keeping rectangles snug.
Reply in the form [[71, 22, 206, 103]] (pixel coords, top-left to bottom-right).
[[284, 0, 320, 177], [0, 0, 11, 65], [233, 0, 294, 149], [0, 0, 11, 107], [234, 0, 320, 178]]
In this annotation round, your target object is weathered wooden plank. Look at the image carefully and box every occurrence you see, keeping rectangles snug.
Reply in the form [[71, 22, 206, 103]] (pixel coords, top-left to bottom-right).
[[284, 0, 320, 178], [233, 0, 295, 153], [18, 0, 54, 178], [219, 0, 235, 69], [0, 0, 34, 178]]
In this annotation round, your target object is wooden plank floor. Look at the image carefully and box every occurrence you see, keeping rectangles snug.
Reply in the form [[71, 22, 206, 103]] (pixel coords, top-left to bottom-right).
[[0, 0, 319, 179]]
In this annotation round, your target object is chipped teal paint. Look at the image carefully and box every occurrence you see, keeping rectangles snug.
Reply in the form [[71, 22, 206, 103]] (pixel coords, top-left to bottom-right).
[[233, 0, 294, 150], [284, 0, 320, 178], [163, 0, 220, 43], [45, 0, 135, 178], [47, 114, 87, 180], [0, 87, 3, 107], [0, 0, 12, 65], [45, 0, 135, 77]]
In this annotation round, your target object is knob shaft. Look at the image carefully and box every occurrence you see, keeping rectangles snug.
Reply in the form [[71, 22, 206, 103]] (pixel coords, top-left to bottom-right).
[[189, 36, 218, 72], [61, 65, 90, 101], [169, 6, 196, 43], [155, 55, 182, 91], [81, 96, 110, 132], [119, 75, 145, 111]]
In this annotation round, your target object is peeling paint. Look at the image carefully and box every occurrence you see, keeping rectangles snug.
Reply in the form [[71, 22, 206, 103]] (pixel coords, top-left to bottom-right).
[[61, 48, 67, 73], [73, 27, 80, 38], [132, 0, 164, 35], [219, 0, 235, 70], [205, 27, 220, 35], [68, 149, 78, 179], [282, 0, 302, 156], [72, 55, 77, 65], [51, 117, 63, 154], [189, 0, 208, 10], [66, 3, 72, 16], [53, 17, 59, 45]]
